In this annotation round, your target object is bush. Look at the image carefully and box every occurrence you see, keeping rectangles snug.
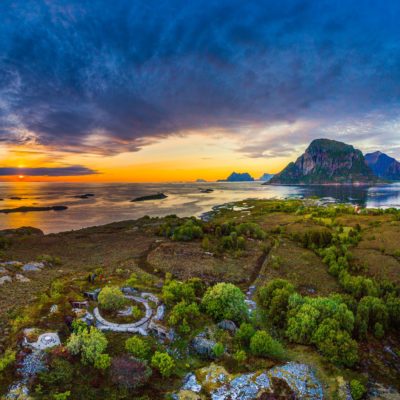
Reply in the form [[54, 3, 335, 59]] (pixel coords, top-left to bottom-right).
[[66, 326, 108, 367], [212, 342, 225, 358], [350, 380, 366, 400], [125, 336, 151, 360], [39, 358, 73, 386], [233, 349, 247, 363], [312, 319, 358, 367], [162, 280, 196, 306], [53, 392, 71, 400], [151, 351, 175, 377], [235, 323, 255, 347], [250, 330, 285, 359], [257, 279, 295, 328], [0, 349, 16, 372], [93, 353, 111, 370], [356, 296, 388, 338], [98, 286, 127, 311], [171, 220, 203, 241], [168, 301, 200, 335], [201, 283, 248, 323], [111, 356, 152, 389]]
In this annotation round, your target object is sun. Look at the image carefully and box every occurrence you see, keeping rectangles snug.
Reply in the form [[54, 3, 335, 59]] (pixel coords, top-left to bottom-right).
[[18, 175, 24, 179]]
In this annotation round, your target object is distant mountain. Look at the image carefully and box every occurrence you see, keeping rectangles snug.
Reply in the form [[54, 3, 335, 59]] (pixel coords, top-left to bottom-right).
[[268, 139, 378, 185], [365, 151, 400, 181], [220, 172, 254, 182], [196, 179, 207, 182], [259, 173, 274, 182]]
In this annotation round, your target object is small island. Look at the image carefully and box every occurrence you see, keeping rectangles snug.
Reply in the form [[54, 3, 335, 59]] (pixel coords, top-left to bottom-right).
[[218, 172, 255, 182], [131, 193, 168, 202], [0, 206, 68, 214], [73, 193, 95, 199]]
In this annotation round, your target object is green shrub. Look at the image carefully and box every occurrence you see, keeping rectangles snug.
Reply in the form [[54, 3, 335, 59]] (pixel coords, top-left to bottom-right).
[[233, 349, 247, 363], [250, 331, 285, 359], [151, 351, 175, 377], [168, 301, 200, 335], [125, 336, 151, 360], [356, 296, 388, 338], [98, 286, 127, 311], [257, 279, 295, 328], [171, 220, 203, 241], [0, 349, 16, 372], [162, 280, 196, 306], [66, 326, 108, 367], [53, 391, 71, 400], [212, 342, 225, 358], [350, 380, 366, 400], [39, 358, 73, 386], [235, 323, 255, 347], [201, 283, 248, 323]]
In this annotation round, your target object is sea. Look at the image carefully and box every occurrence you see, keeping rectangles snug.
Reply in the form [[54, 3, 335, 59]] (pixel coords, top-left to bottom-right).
[[1, 181, 400, 234]]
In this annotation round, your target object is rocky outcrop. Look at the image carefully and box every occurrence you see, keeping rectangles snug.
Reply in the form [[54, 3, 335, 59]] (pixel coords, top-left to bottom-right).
[[174, 362, 324, 399], [268, 139, 377, 185], [259, 173, 274, 182], [131, 193, 167, 202], [365, 151, 400, 181]]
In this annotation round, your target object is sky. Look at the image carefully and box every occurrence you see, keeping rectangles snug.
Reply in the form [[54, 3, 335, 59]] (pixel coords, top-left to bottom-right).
[[1, 0, 400, 182]]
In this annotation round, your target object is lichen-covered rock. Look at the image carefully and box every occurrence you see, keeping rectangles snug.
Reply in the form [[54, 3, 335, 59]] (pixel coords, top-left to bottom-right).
[[182, 373, 202, 393], [176, 362, 324, 400], [15, 274, 30, 283], [269, 362, 323, 399], [22, 262, 45, 272]]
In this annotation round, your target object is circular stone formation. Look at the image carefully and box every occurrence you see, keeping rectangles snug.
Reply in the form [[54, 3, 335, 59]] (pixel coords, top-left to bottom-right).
[[93, 294, 157, 335]]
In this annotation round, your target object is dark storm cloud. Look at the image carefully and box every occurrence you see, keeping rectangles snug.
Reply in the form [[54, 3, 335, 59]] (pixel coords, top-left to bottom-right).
[[0, 166, 98, 176], [1, 0, 400, 154]]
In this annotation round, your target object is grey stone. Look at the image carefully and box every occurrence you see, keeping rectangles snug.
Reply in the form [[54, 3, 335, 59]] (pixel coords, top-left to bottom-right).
[[0, 275, 12, 285], [192, 335, 217, 359], [15, 274, 30, 283], [217, 320, 237, 332], [22, 262, 45, 272], [182, 373, 202, 393], [269, 362, 323, 399]]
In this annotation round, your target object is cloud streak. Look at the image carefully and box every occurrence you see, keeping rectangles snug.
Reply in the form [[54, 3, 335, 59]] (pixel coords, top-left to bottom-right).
[[0, 0, 400, 156]]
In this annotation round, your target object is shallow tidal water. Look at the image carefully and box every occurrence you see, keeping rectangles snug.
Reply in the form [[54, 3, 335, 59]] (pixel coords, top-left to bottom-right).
[[1, 181, 400, 233]]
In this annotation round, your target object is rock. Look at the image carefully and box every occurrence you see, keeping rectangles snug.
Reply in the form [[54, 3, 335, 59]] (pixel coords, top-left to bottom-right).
[[73, 193, 95, 199], [131, 193, 167, 202], [22, 262, 45, 272], [49, 305, 58, 314], [336, 376, 352, 400], [83, 288, 101, 301], [5, 382, 31, 400], [192, 335, 217, 359], [367, 383, 400, 399], [217, 320, 237, 332], [0, 275, 12, 285], [15, 274, 31, 283], [18, 350, 46, 378], [182, 373, 202, 393], [154, 304, 166, 321], [0, 227, 43, 237], [269, 362, 323, 399], [1, 261, 23, 268], [178, 362, 323, 400], [121, 286, 139, 295], [0, 267, 7, 274]]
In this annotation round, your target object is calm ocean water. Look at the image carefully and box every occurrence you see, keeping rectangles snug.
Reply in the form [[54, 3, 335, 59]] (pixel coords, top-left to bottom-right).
[[1, 181, 400, 233]]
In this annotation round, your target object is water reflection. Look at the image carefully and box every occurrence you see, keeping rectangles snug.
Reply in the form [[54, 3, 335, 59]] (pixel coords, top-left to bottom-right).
[[1, 182, 400, 233]]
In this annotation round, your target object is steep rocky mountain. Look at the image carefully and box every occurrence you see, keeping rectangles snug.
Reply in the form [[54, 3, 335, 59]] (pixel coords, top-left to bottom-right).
[[219, 172, 254, 182], [365, 151, 400, 181], [268, 139, 377, 184]]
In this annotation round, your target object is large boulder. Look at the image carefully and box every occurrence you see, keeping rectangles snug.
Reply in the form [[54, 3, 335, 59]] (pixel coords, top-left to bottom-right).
[[191, 336, 217, 359]]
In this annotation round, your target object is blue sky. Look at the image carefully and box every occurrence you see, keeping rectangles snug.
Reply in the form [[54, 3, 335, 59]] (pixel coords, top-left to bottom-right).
[[1, 0, 400, 180]]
